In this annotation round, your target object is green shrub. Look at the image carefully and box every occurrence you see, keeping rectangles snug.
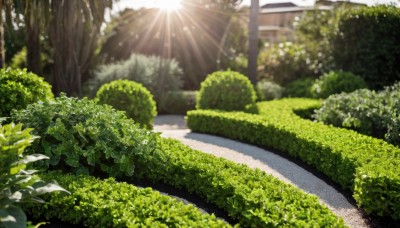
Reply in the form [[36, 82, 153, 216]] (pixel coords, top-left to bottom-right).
[[0, 68, 54, 117], [283, 78, 315, 98], [329, 6, 400, 90], [314, 82, 400, 146], [158, 90, 197, 114], [255, 80, 283, 101], [258, 43, 318, 85], [135, 137, 345, 227], [187, 98, 400, 219], [88, 53, 183, 103], [96, 80, 157, 129], [0, 122, 67, 228], [311, 71, 367, 98], [10, 95, 158, 178], [196, 70, 256, 111], [25, 172, 228, 227]]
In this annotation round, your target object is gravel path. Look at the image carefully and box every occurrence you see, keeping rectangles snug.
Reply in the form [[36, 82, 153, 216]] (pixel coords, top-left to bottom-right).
[[154, 115, 369, 228]]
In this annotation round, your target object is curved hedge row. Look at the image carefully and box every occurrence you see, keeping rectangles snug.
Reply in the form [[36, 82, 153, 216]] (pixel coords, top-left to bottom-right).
[[24, 172, 228, 227], [187, 98, 400, 220], [14, 96, 345, 226], [137, 137, 345, 227]]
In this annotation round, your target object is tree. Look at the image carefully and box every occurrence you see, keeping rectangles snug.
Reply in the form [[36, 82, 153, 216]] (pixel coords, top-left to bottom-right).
[[0, 0, 4, 68], [49, 0, 113, 96], [247, 0, 259, 85]]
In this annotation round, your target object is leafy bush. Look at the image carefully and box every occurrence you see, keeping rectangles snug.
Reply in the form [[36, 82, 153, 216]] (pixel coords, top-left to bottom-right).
[[311, 71, 368, 98], [255, 80, 283, 101], [158, 90, 197, 114], [196, 70, 256, 111], [25, 172, 228, 227], [0, 122, 67, 228], [96, 80, 157, 129], [135, 137, 345, 227], [283, 78, 315, 98], [258, 43, 318, 85], [10, 95, 158, 178], [0, 68, 54, 117], [187, 99, 400, 219], [329, 5, 400, 90], [314, 82, 400, 146], [88, 53, 183, 103]]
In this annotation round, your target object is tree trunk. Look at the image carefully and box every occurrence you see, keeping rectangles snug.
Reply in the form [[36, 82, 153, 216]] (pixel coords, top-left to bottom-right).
[[0, 0, 5, 68], [247, 0, 259, 85], [26, 2, 41, 75]]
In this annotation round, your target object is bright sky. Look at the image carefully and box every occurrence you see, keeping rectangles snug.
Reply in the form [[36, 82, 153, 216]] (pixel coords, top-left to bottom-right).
[[113, 0, 400, 12]]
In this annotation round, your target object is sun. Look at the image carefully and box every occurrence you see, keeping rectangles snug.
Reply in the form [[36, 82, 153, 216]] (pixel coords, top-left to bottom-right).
[[156, 0, 182, 11]]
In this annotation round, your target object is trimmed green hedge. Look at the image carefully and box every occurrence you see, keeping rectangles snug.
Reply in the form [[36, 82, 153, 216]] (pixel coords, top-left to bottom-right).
[[136, 137, 345, 227], [25, 172, 228, 227], [187, 98, 400, 219]]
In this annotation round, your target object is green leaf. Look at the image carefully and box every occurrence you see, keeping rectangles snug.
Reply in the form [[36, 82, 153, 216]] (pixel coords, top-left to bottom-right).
[[0, 206, 27, 228]]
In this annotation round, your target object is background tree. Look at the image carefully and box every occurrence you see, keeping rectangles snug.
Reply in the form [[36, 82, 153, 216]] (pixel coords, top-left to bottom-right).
[[247, 0, 259, 85], [49, 0, 113, 96]]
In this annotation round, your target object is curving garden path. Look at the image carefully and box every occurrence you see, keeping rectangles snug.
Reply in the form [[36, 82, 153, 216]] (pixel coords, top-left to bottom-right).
[[154, 115, 369, 228]]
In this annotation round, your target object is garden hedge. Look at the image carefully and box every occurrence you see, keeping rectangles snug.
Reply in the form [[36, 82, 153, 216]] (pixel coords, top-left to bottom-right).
[[187, 98, 400, 219], [136, 137, 345, 227], [25, 172, 227, 227], [14, 96, 345, 226]]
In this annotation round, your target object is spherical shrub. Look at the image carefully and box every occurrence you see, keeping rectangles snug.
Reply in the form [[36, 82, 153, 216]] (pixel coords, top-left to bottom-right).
[[11, 94, 158, 177], [283, 78, 315, 98], [256, 80, 283, 101], [0, 68, 53, 117], [311, 71, 367, 98], [196, 70, 256, 111], [96, 80, 157, 129]]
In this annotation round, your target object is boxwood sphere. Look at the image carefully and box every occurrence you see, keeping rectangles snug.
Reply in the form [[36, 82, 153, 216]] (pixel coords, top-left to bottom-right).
[[196, 71, 256, 111], [0, 68, 54, 117], [311, 71, 368, 99], [96, 80, 157, 129]]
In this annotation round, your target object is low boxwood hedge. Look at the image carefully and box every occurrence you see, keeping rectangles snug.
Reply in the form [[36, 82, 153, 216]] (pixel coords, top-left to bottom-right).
[[24, 172, 228, 227], [187, 98, 400, 220], [136, 137, 345, 227]]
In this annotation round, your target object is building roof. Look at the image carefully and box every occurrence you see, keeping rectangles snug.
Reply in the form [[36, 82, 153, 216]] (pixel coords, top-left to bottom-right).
[[261, 2, 298, 9]]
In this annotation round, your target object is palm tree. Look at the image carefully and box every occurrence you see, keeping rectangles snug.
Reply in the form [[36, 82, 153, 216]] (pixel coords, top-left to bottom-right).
[[49, 0, 113, 96], [247, 0, 259, 85]]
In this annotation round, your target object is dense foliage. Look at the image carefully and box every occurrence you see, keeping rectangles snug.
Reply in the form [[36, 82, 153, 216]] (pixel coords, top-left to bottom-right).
[[25, 172, 228, 227], [134, 137, 345, 227], [196, 71, 256, 111], [0, 122, 67, 228], [89, 53, 183, 105], [187, 99, 400, 219], [0, 68, 53, 117], [329, 5, 400, 89], [258, 43, 317, 85], [283, 78, 315, 98], [158, 91, 197, 114], [256, 80, 283, 101], [10, 95, 158, 177], [314, 83, 400, 146], [311, 71, 367, 98], [96, 80, 157, 129]]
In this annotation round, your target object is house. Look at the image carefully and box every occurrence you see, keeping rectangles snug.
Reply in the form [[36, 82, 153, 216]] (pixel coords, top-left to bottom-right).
[[258, 1, 365, 43]]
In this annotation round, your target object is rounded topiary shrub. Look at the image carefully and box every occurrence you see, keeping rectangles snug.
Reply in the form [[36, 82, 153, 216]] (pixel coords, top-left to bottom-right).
[[283, 78, 315, 98], [196, 70, 256, 111], [0, 68, 53, 117], [10, 95, 158, 177], [311, 71, 367, 98], [256, 80, 283, 101], [96, 80, 157, 129]]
